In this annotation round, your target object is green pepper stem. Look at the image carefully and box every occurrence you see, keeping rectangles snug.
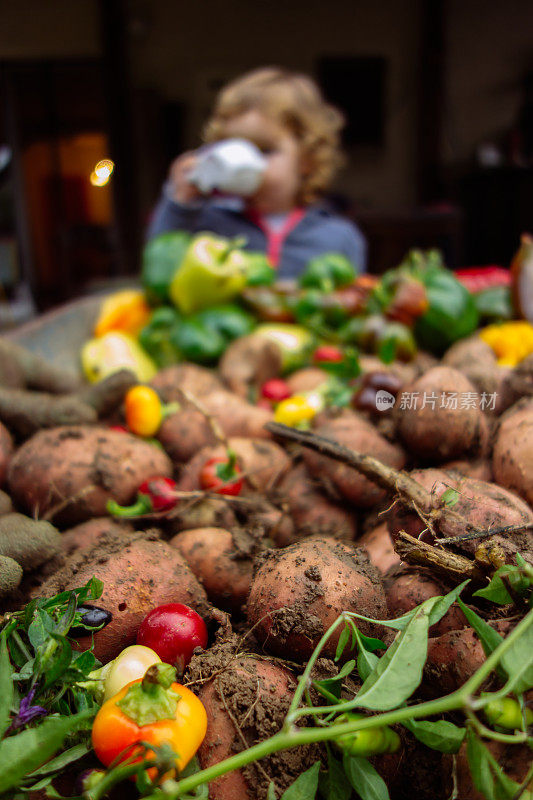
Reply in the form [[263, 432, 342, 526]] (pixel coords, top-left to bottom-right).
[[107, 493, 153, 518]]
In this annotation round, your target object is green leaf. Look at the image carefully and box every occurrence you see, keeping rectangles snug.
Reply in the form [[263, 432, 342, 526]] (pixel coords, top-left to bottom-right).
[[336, 626, 352, 662], [499, 618, 533, 694], [343, 754, 390, 800], [457, 600, 504, 666], [28, 611, 52, 650], [39, 635, 73, 691], [267, 782, 277, 800], [0, 634, 13, 738], [354, 629, 380, 682], [0, 711, 92, 793], [441, 487, 459, 508], [364, 581, 469, 632], [473, 564, 531, 606], [466, 728, 496, 800], [473, 575, 514, 605], [70, 650, 97, 676], [402, 719, 465, 753], [26, 741, 91, 778], [53, 593, 77, 637], [355, 632, 386, 653], [280, 761, 321, 799], [323, 750, 351, 800], [353, 606, 429, 710]]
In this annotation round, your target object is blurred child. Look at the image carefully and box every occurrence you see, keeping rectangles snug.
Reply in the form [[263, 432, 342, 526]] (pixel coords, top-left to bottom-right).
[[147, 67, 367, 279]]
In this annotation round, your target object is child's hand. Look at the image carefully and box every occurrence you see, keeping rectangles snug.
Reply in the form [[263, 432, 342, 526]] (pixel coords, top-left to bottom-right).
[[167, 151, 203, 203]]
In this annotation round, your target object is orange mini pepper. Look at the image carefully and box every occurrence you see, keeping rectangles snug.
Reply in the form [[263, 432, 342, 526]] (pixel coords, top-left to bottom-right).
[[94, 290, 151, 338], [92, 663, 207, 779], [124, 385, 165, 437]]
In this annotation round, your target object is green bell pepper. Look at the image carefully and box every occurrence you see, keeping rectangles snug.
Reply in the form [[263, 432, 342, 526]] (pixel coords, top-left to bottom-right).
[[195, 304, 255, 342], [474, 286, 513, 323], [138, 306, 182, 368], [414, 268, 479, 354], [169, 233, 250, 314], [299, 252, 356, 292], [170, 318, 226, 364], [245, 253, 276, 286], [253, 323, 315, 372], [142, 231, 192, 305]]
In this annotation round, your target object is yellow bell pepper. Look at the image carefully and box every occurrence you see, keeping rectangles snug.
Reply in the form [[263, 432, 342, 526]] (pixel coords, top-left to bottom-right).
[[81, 332, 157, 383], [479, 321, 533, 367], [274, 393, 323, 428], [94, 290, 151, 338]]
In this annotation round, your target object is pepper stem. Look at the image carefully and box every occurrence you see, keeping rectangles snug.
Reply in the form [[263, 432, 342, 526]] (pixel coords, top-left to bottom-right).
[[117, 663, 181, 726], [107, 493, 153, 519]]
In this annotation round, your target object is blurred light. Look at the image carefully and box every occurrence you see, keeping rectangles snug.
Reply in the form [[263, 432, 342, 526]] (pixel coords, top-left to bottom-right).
[[90, 170, 110, 187], [95, 158, 114, 179], [0, 146, 12, 172]]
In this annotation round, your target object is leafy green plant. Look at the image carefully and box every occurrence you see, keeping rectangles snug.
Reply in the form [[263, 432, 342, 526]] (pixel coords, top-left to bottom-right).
[[0, 577, 105, 797], [80, 578, 532, 800]]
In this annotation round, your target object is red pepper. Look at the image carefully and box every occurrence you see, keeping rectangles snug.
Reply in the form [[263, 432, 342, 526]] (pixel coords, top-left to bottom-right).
[[199, 450, 243, 496], [454, 266, 511, 293], [261, 378, 291, 402], [107, 477, 178, 518], [313, 345, 344, 363]]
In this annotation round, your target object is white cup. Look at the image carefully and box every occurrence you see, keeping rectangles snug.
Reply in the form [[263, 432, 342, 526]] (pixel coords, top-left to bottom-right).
[[188, 138, 267, 196]]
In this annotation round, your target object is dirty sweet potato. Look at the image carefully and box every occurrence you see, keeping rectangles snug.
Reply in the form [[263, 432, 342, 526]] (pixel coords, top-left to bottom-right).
[[37, 534, 208, 662], [0, 338, 80, 394], [492, 399, 533, 506], [170, 527, 260, 613], [384, 568, 466, 636], [150, 362, 223, 402], [60, 517, 134, 557], [0, 421, 13, 486], [8, 425, 172, 526], [0, 513, 61, 570], [394, 366, 489, 462], [304, 409, 406, 508], [247, 536, 388, 660], [218, 333, 281, 398], [358, 522, 400, 575]]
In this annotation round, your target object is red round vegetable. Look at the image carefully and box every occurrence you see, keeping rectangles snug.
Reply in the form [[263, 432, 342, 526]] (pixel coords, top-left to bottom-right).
[[199, 452, 244, 496], [260, 378, 292, 402], [313, 345, 344, 363], [137, 602, 208, 674]]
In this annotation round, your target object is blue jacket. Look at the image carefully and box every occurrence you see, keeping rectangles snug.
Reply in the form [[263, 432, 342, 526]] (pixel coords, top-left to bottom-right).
[[146, 195, 367, 280]]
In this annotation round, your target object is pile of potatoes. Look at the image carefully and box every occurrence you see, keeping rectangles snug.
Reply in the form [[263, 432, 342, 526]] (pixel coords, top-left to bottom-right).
[[1, 334, 532, 800]]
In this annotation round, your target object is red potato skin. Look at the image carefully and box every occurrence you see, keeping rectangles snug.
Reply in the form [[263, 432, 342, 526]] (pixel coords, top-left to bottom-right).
[[424, 620, 511, 695], [358, 522, 400, 575], [197, 658, 299, 800], [150, 363, 224, 401], [492, 400, 533, 506], [441, 459, 493, 482], [276, 462, 357, 543], [304, 409, 406, 508], [7, 426, 172, 526], [37, 537, 208, 663], [60, 517, 134, 557], [384, 569, 466, 637], [0, 421, 13, 487], [170, 528, 254, 613], [177, 437, 291, 496], [394, 366, 489, 462], [285, 367, 329, 394], [247, 537, 388, 661], [158, 407, 217, 465]]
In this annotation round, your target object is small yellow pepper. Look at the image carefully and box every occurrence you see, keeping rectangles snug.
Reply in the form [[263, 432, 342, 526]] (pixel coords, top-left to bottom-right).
[[94, 289, 151, 338], [274, 393, 323, 428], [81, 332, 157, 383], [479, 321, 533, 367], [125, 385, 164, 437]]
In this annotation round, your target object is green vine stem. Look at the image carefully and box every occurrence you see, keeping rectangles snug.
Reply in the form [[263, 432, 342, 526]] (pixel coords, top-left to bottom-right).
[[143, 608, 533, 799]]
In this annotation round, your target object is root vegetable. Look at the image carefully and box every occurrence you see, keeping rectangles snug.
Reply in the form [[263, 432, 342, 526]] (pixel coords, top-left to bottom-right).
[[394, 367, 489, 462], [358, 522, 400, 575], [0, 513, 61, 570], [384, 568, 466, 636], [7, 425, 172, 526], [37, 534, 208, 663], [76, 368, 137, 417], [441, 459, 493, 482], [247, 537, 388, 661], [151, 363, 223, 402], [178, 438, 291, 495], [60, 517, 134, 557], [0, 490, 12, 516], [0, 338, 80, 393], [195, 656, 320, 800], [285, 367, 328, 394], [492, 399, 533, 506], [170, 527, 258, 613], [275, 462, 357, 542], [0, 387, 97, 438], [304, 410, 405, 508], [218, 333, 282, 398], [164, 496, 238, 537], [0, 554, 23, 597], [0, 422, 13, 485]]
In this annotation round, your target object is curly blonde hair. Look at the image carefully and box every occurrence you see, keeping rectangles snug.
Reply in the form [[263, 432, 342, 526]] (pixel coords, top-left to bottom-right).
[[203, 67, 345, 205]]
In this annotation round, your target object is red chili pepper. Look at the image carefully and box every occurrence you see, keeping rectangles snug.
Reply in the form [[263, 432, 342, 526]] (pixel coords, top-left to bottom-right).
[[107, 476, 178, 518], [260, 378, 291, 402], [199, 451, 243, 496], [455, 266, 511, 293], [109, 425, 128, 433], [313, 345, 344, 363]]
